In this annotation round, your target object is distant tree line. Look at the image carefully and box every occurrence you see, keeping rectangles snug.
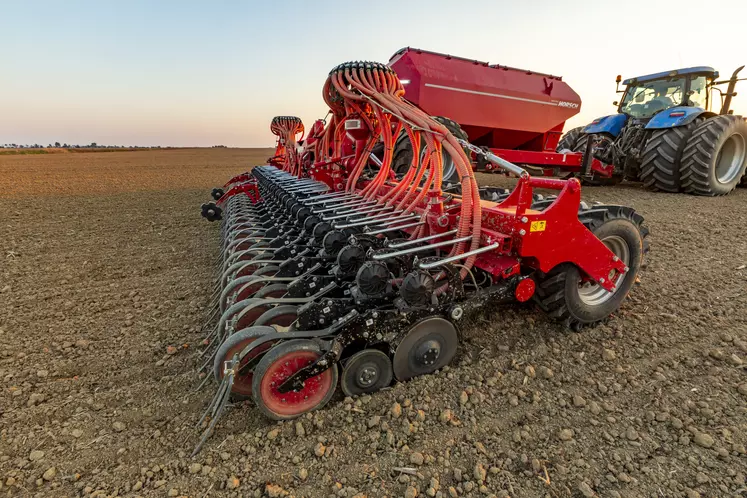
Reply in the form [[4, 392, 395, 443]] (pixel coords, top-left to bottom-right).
[[1, 143, 163, 149]]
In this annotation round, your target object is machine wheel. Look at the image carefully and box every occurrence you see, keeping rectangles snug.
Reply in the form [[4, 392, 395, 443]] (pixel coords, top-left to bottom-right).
[[639, 122, 699, 192], [535, 208, 645, 329], [340, 349, 394, 397], [211, 188, 225, 201], [680, 116, 747, 196], [253, 283, 288, 299], [392, 317, 459, 381], [252, 339, 338, 420], [391, 116, 470, 184], [556, 126, 584, 152], [213, 326, 276, 400], [254, 305, 298, 331], [573, 134, 622, 186]]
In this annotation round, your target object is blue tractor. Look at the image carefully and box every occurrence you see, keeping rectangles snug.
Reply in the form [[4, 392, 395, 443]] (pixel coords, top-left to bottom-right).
[[558, 66, 747, 195]]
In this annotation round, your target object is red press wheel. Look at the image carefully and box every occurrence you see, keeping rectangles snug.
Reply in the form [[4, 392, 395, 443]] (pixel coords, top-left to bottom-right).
[[252, 339, 338, 420], [213, 326, 276, 399]]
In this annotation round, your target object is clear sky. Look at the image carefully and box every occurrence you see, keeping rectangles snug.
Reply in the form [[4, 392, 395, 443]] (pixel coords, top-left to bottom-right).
[[2, 0, 746, 147]]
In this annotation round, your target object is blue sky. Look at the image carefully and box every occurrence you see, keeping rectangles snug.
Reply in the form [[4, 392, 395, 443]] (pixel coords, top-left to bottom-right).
[[2, 0, 746, 147]]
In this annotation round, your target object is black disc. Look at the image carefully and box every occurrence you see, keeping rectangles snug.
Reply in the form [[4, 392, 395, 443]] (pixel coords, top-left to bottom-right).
[[393, 317, 458, 381], [341, 349, 393, 396], [356, 261, 390, 296], [313, 221, 333, 243], [400, 270, 436, 306], [322, 230, 347, 257], [336, 245, 365, 274]]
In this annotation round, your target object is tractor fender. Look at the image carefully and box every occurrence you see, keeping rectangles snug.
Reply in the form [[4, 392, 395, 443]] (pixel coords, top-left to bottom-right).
[[582, 114, 627, 137], [645, 107, 717, 130]]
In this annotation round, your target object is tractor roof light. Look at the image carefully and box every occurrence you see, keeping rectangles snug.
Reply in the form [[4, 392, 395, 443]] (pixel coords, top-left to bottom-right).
[[669, 111, 686, 117]]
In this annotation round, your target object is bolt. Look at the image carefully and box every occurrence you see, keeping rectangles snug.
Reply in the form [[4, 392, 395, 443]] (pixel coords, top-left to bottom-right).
[[599, 277, 605, 283], [521, 216, 528, 223], [613, 255, 619, 262], [519, 229, 526, 236]]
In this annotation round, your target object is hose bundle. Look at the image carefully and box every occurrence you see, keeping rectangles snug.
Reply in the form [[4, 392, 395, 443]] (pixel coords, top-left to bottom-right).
[[270, 116, 305, 176]]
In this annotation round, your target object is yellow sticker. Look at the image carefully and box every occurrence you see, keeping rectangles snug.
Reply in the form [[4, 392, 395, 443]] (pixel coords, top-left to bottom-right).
[[530, 220, 546, 232]]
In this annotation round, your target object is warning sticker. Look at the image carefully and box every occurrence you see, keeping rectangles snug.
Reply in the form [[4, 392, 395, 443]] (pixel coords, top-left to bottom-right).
[[530, 220, 547, 232]]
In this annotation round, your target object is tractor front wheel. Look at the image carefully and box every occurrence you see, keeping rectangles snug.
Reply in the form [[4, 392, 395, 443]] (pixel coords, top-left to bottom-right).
[[680, 116, 747, 196]]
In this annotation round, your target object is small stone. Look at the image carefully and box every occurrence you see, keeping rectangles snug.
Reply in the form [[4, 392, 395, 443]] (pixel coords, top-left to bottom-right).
[[133, 481, 143, 491], [295, 421, 305, 437], [112, 421, 126, 432], [558, 428, 574, 441], [578, 481, 595, 497], [459, 391, 469, 405], [42, 467, 56, 481], [685, 489, 701, 498], [439, 409, 452, 424], [625, 427, 639, 441], [709, 349, 724, 360], [729, 354, 742, 366], [226, 477, 240, 490], [265, 483, 286, 497], [448, 487, 458, 498], [474, 463, 487, 482], [410, 452, 425, 466], [189, 463, 202, 474], [391, 402, 402, 418], [696, 472, 709, 484], [168, 489, 178, 497], [71, 429, 83, 438], [539, 366, 554, 379], [368, 415, 381, 428], [298, 468, 308, 481], [602, 349, 616, 361], [267, 428, 280, 440], [166, 345, 178, 355], [694, 432, 714, 448], [29, 450, 44, 461], [525, 365, 536, 378], [404, 486, 418, 498], [738, 384, 747, 396], [314, 442, 326, 457], [573, 395, 586, 407]]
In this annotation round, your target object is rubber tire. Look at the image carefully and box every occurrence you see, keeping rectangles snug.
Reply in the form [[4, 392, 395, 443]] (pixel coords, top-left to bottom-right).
[[639, 122, 699, 192], [253, 283, 289, 299], [254, 305, 299, 330], [573, 134, 623, 186], [556, 126, 584, 152], [537, 215, 644, 329], [390, 116, 470, 184], [212, 326, 276, 400], [251, 339, 339, 420], [680, 115, 747, 196]]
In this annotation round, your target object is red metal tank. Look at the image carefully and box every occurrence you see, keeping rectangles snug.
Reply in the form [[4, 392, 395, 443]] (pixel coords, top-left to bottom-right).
[[388, 47, 581, 152]]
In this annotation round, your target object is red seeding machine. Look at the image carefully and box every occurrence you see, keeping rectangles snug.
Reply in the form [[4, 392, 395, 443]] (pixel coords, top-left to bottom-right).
[[194, 57, 650, 452]]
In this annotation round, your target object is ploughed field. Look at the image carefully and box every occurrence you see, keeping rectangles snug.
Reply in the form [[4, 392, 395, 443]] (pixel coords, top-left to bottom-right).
[[0, 148, 745, 498]]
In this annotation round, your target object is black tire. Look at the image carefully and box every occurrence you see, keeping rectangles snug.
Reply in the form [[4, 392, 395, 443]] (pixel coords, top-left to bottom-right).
[[556, 126, 584, 152], [639, 122, 699, 192], [535, 206, 647, 330], [391, 116, 470, 185], [252, 283, 288, 299], [573, 134, 622, 186], [254, 305, 298, 330], [680, 116, 747, 196], [212, 326, 276, 400]]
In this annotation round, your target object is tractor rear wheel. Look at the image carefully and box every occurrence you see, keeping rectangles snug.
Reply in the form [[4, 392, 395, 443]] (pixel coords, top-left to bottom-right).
[[556, 126, 584, 152], [639, 122, 699, 192], [391, 116, 470, 185], [680, 116, 747, 196], [535, 206, 647, 330]]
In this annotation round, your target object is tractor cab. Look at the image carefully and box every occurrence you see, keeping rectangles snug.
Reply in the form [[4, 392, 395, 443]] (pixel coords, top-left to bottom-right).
[[617, 67, 719, 120]]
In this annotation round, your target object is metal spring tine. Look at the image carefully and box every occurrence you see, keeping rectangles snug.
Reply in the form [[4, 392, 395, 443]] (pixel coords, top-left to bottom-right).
[[348, 205, 401, 222], [314, 199, 375, 214], [372, 235, 473, 260], [195, 368, 230, 429], [418, 242, 501, 269], [387, 229, 459, 248], [192, 377, 233, 456], [365, 220, 426, 235], [335, 213, 419, 229], [194, 369, 213, 393]]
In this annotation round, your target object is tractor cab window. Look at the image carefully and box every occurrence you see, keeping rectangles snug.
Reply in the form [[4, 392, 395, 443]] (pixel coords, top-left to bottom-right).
[[686, 76, 708, 108], [620, 77, 686, 118]]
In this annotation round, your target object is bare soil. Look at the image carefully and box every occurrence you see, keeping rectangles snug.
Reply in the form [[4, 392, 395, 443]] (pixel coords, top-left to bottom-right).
[[1, 149, 745, 498]]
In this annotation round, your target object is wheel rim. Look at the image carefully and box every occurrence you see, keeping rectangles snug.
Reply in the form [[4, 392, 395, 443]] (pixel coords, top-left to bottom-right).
[[577, 235, 630, 306], [258, 350, 335, 417], [715, 133, 746, 184], [419, 148, 457, 184], [341, 349, 393, 396]]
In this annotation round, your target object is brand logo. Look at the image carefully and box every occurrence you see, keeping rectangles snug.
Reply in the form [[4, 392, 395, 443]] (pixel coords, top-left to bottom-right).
[[557, 101, 580, 109]]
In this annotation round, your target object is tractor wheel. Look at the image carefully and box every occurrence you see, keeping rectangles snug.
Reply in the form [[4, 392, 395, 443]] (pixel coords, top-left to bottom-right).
[[573, 134, 622, 186], [680, 116, 747, 196], [639, 122, 699, 192], [556, 126, 584, 152], [391, 116, 470, 185], [535, 206, 646, 330]]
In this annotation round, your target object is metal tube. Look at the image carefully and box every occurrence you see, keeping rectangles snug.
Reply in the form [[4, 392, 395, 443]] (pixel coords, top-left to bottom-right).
[[314, 199, 375, 214], [365, 221, 426, 235], [417, 242, 500, 269], [372, 236, 472, 260], [335, 213, 418, 229], [387, 229, 458, 248], [323, 204, 393, 221]]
